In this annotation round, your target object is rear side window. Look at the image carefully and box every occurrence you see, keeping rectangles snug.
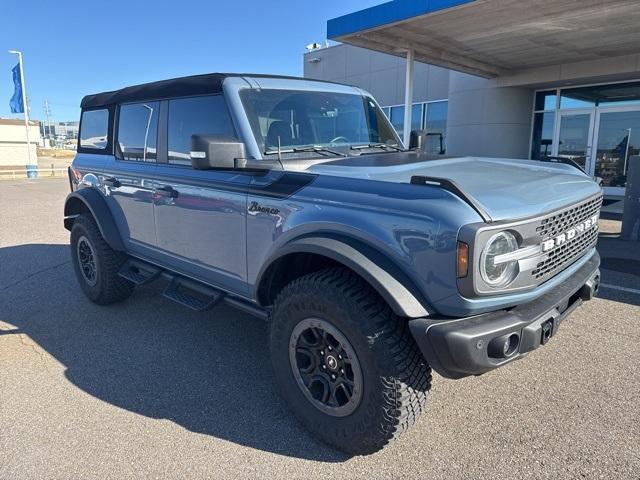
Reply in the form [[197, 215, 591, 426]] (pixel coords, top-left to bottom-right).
[[167, 95, 234, 165], [116, 101, 160, 162], [79, 109, 109, 149]]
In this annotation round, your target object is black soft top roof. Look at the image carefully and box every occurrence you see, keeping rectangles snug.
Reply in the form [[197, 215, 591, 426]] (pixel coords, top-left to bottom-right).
[[80, 73, 341, 109]]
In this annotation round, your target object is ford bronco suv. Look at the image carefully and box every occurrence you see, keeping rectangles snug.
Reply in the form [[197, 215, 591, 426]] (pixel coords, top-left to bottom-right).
[[65, 73, 602, 455]]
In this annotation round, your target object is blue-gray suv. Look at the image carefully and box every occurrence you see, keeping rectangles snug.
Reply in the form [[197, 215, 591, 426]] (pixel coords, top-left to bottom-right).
[[64, 73, 602, 454]]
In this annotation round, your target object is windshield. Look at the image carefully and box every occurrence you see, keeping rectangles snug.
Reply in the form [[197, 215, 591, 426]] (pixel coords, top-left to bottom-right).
[[240, 88, 401, 156]]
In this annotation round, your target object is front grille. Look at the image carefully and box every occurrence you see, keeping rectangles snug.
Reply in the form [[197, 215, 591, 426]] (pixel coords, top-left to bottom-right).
[[531, 194, 602, 281], [535, 195, 602, 238]]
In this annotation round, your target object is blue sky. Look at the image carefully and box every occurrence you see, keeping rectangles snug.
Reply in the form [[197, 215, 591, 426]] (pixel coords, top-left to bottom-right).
[[0, 0, 377, 122]]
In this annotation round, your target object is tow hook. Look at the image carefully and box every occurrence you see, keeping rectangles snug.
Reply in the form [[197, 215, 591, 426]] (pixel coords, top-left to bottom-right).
[[540, 319, 554, 345], [579, 275, 600, 301]]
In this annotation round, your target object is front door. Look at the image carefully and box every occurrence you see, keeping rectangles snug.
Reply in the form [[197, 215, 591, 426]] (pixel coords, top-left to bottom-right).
[[553, 107, 640, 196], [151, 94, 250, 296], [591, 107, 640, 197], [553, 110, 595, 172]]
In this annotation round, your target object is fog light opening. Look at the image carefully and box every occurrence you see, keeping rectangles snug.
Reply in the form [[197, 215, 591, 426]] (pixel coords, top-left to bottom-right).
[[488, 333, 520, 359], [504, 334, 519, 357]]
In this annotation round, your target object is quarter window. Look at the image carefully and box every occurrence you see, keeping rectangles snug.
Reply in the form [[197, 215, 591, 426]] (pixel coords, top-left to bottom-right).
[[116, 101, 159, 162], [79, 109, 109, 149], [167, 95, 235, 165]]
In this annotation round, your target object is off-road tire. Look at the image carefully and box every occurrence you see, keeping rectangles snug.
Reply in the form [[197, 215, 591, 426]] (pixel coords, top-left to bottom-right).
[[70, 214, 134, 305], [269, 267, 432, 455]]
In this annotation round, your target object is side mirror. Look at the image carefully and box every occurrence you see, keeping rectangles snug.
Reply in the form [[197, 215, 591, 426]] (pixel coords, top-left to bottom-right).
[[409, 129, 445, 155], [190, 134, 246, 170]]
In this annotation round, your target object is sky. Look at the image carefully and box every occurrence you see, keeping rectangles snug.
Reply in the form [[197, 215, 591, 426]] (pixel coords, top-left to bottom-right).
[[0, 0, 377, 123]]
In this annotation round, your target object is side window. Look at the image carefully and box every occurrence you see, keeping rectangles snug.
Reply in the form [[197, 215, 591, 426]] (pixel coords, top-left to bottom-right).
[[79, 109, 109, 149], [116, 101, 159, 162], [167, 95, 235, 165]]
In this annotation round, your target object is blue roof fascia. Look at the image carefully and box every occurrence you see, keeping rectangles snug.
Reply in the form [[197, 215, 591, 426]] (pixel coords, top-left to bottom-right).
[[327, 0, 475, 39]]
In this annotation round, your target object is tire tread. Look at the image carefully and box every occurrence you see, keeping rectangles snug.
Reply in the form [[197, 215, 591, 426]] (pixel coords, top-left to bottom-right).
[[271, 267, 432, 454], [71, 214, 134, 305]]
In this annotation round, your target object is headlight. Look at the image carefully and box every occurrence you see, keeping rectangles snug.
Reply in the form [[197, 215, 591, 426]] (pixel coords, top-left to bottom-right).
[[480, 231, 519, 287]]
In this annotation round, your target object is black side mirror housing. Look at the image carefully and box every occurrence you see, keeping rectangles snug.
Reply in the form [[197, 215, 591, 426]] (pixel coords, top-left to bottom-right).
[[409, 129, 445, 155], [190, 134, 246, 170]]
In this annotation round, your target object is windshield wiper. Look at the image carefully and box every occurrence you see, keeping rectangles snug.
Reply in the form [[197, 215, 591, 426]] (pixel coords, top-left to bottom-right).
[[264, 145, 346, 157], [350, 143, 404, 153]]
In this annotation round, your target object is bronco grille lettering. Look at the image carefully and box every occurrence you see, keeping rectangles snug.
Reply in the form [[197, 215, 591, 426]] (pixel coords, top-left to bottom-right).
[[541, 214, 599, 252]]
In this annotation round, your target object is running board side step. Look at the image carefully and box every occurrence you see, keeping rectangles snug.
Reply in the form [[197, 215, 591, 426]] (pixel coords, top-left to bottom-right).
[[162, 275, 223, 311], [118, 259, 161, 285], [118, 256, 269, 319]]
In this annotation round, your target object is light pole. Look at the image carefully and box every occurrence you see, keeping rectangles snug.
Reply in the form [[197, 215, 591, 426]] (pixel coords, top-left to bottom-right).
[[44, 99, 52, 147], [8, 50, 33, 167]]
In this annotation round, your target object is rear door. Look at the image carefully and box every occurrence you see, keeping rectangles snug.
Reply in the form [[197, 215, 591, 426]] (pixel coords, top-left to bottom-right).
[[101, 101, 160, 257], [152, 95, 250, 295]]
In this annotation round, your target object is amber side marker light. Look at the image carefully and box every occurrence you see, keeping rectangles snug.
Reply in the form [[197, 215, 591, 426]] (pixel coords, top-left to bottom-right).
[[457, 241, 469, 278]]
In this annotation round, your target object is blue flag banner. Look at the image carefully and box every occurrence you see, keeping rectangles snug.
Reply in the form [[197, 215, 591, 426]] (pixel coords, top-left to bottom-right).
[[10, 63, 24, 114]]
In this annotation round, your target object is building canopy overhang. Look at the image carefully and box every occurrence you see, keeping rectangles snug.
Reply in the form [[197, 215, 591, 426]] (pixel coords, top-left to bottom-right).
[[328, 0, 640, 79]]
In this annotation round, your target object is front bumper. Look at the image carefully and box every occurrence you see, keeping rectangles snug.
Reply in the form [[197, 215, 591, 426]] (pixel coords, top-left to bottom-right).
[[409, 251, 600, 379]]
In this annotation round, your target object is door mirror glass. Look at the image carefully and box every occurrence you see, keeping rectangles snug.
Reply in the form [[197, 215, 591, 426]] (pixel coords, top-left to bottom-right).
[[190, 135, 246, 170]]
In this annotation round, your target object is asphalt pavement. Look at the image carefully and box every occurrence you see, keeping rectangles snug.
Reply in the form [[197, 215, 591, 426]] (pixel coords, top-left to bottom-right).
[[1, 178, 638, 479]]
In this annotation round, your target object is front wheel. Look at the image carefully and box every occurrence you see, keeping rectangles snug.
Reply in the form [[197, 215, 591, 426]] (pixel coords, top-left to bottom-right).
[[269, 267, 432, 455]]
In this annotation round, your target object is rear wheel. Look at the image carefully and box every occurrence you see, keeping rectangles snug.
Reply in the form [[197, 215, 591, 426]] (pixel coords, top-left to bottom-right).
[[70, 214, 134, 305], [269, 267, 432, 455]]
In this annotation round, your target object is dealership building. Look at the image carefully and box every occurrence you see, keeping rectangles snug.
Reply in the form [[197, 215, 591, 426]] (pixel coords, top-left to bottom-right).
[[304, 0, 640, 198], [0, 119, 40, 168]]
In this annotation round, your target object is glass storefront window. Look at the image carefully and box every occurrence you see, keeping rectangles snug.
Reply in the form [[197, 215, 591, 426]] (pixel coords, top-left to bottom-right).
[[530, 112, 555, 160], [594, 110, 640, 187], [424, 101, 448, 153], [534, 91, 557, 111], [560, 82, 640, 109], [556, 114, 592, 170], [560, 94, 595, 109], [530, 82, 640, 192], [425, 101, 448, 132], [383, 101, 448, 151], [389, 104, 422, 135]]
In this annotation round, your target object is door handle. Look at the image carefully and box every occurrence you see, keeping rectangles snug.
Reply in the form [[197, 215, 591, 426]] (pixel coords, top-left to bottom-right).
[[104, 177, 121, 188], [154, 186, 179, 198]]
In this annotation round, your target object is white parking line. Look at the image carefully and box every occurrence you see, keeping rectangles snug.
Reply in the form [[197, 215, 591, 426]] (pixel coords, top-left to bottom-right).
[[600, 283, 640, 295]]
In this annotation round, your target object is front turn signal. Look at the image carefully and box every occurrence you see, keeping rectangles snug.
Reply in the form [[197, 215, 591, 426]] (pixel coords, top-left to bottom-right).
[[457, 242, 469, 278]]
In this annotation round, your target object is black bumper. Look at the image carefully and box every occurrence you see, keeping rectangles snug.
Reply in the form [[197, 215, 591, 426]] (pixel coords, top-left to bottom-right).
[[409, 252, 601, 379]]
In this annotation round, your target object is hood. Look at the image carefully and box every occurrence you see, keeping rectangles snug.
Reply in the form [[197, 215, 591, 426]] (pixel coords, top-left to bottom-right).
[[307, 153, 602, 222]]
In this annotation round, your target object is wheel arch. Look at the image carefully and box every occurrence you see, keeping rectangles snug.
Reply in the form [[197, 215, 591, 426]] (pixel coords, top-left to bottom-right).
[[255, 235, 431, 318], [64, 188, 125, 251]]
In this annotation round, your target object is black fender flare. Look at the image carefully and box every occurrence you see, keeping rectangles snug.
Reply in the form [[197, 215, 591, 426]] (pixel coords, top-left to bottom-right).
[[256, 235, 431, 318], [63, 188, 125, 251]]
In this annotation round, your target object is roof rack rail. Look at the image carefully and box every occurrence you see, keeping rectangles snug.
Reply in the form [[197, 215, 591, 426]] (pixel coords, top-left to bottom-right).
[[410, 175, 492, 223]]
